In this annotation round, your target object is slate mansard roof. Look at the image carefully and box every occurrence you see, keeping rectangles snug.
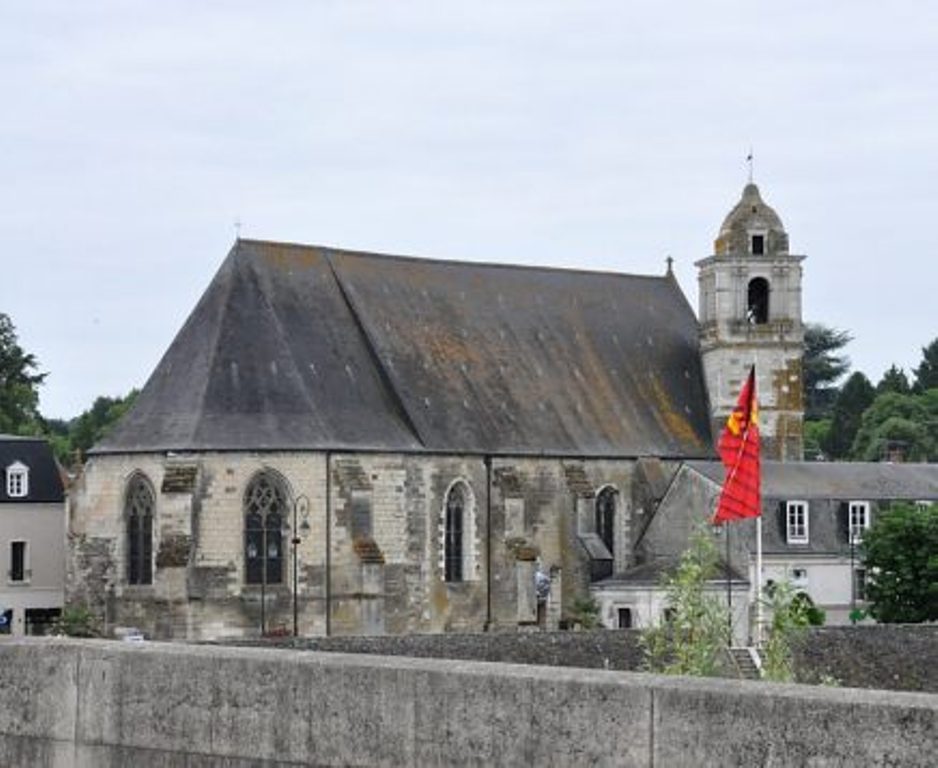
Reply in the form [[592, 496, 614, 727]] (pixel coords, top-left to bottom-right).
[[686, 460, 938, 502], [0, 435, 65, 503], [686, 460, 938, 555], [95, 240, 713, 457]]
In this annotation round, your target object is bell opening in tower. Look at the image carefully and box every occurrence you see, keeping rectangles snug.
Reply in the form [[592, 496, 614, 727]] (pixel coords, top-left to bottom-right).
[[747, 277, 769, 324]]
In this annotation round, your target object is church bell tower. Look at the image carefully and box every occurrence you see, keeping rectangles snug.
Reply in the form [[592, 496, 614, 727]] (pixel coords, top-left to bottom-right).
[[696, 182, 805, 461]]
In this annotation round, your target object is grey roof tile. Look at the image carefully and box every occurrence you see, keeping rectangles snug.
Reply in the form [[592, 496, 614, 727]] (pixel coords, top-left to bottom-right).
[[95, 240, 713, 457]]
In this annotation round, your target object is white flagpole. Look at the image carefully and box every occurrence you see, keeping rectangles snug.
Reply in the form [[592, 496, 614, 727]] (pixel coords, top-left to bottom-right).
[[756, 515, 763, 646]]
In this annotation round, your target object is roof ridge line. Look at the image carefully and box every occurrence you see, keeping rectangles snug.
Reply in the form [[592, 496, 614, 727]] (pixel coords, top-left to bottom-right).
[[190, 249, 240, 446], [325, 254, 428, 449], [239, 238, 670, 281]]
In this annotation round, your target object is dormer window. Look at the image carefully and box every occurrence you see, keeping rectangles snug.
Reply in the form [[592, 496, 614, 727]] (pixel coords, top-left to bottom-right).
[[751, 234, 765, 255], [849, 501, 870, 544], [786, 500, 809, 544], [5, 462, 29, 498]]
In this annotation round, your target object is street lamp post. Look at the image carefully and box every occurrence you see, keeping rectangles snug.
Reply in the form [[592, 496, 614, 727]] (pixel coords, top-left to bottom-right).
[[292, 494, 311, 637], [850, 528, 856, 624]]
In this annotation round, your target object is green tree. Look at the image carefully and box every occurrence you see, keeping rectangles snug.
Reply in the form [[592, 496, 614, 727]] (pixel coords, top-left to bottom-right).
[[913, 338, 938, 392], [67, 390, 139, 461], [803, 323, 852, 420], [862, 502, 938, 623], [821, 372, 875, 459], [0, 313, 46, 435], [41, 417, 72, 466], [803, 419, 831, 461], [641, 530, 729, 677], [850, 390, 938, 462], [760, 581, 813, 682], [877, 364, 911, 395]]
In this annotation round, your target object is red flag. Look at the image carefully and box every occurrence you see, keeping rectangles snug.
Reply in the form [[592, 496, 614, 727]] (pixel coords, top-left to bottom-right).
[[713, 366, 761, 523]]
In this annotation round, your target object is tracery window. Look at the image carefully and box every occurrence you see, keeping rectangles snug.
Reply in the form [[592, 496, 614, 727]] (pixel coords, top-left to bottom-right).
[[125, 474, 154, 585], [595, 486, 617, 557], [244, 472, 287, 585]]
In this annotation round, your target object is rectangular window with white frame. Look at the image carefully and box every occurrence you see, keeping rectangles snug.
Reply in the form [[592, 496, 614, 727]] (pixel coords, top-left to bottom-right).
[[5, 462, 29, 498], [849, 501, 871, 544], [9, 540, 28, 583], [786, 500, 809, 544]]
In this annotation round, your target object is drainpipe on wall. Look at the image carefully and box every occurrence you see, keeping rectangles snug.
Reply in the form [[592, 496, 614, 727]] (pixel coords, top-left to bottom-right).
[[485, 455, 493, 631], [326, 450, 332, 637]]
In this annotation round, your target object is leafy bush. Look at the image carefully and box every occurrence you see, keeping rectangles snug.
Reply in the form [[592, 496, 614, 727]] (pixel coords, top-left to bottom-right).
[[641, 529, 729, 677], [50, 604, 100, 638], [569, 596, 601, 629], [761, 581, 813, 682]]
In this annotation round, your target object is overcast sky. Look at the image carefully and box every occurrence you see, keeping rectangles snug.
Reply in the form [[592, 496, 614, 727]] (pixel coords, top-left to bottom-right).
[[3, 1, 937, 419]]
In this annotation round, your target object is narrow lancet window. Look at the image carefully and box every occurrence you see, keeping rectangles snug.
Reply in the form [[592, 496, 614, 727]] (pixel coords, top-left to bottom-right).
[[126, 474, 154, 585], [595, 487, 617, 557]]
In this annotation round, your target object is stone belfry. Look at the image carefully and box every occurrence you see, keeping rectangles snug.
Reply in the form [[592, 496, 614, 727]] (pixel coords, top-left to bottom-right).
[[696, 182, 805, 461]]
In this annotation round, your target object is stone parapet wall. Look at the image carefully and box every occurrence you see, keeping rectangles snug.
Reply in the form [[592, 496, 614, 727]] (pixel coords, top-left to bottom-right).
[[1, 639, 935, 767], [230, 628, 648, 671]]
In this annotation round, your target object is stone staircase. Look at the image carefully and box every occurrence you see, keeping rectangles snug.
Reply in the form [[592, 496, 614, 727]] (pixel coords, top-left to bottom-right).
[[729, 647, 762, 680]]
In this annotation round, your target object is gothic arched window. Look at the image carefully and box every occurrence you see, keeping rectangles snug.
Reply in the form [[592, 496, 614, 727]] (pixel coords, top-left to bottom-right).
[[444, 481, 473, 583], [125, 473, 154, 585], [244, 471, 287, 585], [595, 486, 617, 557], [747, 277, 769, 325]]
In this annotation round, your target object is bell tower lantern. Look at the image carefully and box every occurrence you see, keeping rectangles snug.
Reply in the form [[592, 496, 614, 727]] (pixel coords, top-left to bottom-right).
[[696, 183, 805, 461]]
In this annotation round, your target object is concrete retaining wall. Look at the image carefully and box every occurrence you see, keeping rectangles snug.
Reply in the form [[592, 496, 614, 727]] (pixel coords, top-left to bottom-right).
[[0, 639, 935, 767]]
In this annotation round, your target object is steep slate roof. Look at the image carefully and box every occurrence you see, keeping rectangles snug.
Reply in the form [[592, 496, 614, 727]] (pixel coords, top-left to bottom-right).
[[95, 240, 713, 457], [0, 435, 65, 503]]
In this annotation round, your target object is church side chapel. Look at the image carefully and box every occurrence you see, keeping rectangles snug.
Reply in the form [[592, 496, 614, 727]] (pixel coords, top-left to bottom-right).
[[68, 182, 803, 640]]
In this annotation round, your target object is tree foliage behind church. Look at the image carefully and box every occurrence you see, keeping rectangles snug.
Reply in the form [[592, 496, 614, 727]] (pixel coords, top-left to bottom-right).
[[803, 323, 852, 420], [913, 338, 938, 392], [0, 312, 46, 435], [821, 372, 876, 460], [850, 389, 938, 462]]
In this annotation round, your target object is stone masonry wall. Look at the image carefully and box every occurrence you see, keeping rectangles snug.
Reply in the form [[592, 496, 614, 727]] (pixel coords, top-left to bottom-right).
[[69, 451, 641, 641]]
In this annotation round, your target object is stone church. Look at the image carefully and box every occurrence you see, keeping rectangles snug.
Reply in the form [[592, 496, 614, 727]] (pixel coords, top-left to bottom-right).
[[68, 182, 804, 640]]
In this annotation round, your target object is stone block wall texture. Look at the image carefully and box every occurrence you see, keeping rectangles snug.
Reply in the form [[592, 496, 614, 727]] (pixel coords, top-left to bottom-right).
[[1, 638, 936, 767], [70, 450, 642, 641], [793, 626, 938, 693]]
